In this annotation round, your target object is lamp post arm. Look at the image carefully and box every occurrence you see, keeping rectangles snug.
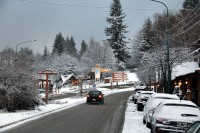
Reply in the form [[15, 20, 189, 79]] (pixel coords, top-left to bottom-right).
[[151, 0, 171, 93], [16, 40, 36, 53]]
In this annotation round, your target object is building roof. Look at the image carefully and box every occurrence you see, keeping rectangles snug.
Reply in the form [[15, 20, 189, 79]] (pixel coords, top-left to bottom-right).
[[171, 62, 199, 80], [61, 74, 77, 85]]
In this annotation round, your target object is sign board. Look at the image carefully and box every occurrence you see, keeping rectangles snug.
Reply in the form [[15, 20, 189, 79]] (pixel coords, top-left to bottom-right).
[[112, 72, 128, 82], [95, 68, 101, 81]]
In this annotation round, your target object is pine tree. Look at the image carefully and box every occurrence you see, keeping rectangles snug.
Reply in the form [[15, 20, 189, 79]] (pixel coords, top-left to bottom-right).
[[43, 45, 49, 61], [140, 18, 155, 52], [183, 0, 199, 9], [105, 0, 130, 70], [69, 36, 77, 57], [52, 32, 65, 56], [80, 40, 88, 56]]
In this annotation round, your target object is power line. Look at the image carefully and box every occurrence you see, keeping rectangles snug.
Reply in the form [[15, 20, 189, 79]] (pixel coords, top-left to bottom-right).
[[170, 12, 200, 36], [168, 2, 200, 31], [172, 19, 200, 38], [174, 0, 183, 11], [20, 0, 174, 10]]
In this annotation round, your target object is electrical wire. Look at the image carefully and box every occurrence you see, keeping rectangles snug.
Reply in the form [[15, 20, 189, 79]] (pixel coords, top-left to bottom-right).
[[172, 19, 200, 38], [168, 2, 200, 32], [20, 0, 172, 10], [170, 12, 200, 36]]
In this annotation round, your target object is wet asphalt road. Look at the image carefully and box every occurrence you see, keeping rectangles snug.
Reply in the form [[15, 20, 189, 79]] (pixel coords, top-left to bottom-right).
[[1, 91, 132, 133]]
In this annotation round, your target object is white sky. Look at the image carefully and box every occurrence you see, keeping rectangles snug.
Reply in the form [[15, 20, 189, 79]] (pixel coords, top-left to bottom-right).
[[0, 0, 183, 54]]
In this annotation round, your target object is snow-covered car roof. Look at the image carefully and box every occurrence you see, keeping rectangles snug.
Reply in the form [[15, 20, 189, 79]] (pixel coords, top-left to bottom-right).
[[139, 91, 155, 94], [155, 100, 200, 121], [159, 99, 198, 107], [151, 93, 180, 99], [135, 85, 146, 89]]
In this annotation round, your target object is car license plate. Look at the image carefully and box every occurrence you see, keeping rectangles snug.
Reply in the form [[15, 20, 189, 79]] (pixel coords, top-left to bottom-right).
[[177, 122, 187, 127], [92, 99, 96, 101]]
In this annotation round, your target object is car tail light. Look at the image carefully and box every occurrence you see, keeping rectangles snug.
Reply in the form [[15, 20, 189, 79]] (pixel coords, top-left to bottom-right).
[[98, 95, 102, 98]]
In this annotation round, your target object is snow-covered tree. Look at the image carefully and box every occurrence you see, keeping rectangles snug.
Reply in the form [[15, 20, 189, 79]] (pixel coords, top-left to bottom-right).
[[52, 32, 65, 56], [183, 0, 199, 9], [0, 48, 36, 112], [136, 47, 192, 92], [105, 0, 130, 70]]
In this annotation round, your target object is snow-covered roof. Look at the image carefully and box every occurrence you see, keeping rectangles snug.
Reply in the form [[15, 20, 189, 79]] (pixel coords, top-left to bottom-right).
[[191, 48, 200, 55], [171, 62, 199, 80], [61, 74, 76, 85]]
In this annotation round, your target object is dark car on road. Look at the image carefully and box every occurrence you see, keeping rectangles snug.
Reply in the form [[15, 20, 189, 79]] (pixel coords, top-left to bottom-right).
[[86, 91, 104, 104]]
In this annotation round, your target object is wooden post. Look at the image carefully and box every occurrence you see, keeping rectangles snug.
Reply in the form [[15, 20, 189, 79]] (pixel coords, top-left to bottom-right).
[[45, 74, 49, 104]]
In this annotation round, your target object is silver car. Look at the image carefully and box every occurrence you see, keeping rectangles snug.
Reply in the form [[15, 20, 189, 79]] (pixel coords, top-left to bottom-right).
[[151, 100, 200, 133], [143, 93, 180, 129]]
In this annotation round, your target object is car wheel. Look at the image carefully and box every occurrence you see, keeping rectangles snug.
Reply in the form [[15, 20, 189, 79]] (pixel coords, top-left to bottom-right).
[[132, 98, 134, 101], [146, 122, 151, 129], [143, 118, 146, 124]]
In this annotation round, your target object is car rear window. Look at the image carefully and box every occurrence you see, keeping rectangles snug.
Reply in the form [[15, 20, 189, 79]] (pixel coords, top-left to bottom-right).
[[89, 91, 101, 95], [155, 97, 179, 100], [161, 105, 200, 116]]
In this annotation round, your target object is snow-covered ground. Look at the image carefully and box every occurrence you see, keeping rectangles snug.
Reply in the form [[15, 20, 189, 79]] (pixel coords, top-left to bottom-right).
[[122, 96, 150, 133], [0, 71, 149, 133]]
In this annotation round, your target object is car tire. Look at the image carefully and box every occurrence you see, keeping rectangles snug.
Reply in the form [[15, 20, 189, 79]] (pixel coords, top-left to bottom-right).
[[143, 118, 146, 124], [146, 122, 151, 129], [132, 98, 134, 101]]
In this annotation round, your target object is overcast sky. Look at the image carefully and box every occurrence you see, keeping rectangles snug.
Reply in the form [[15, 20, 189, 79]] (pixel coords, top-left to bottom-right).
[[0, 0, 183, 54]]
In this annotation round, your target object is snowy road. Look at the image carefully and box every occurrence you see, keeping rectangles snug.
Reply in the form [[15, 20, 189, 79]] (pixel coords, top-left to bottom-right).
[[1, 92, 132, 133]]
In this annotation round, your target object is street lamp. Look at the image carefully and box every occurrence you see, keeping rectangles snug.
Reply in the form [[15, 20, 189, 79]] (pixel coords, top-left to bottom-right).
[[16, 40, 36, 53], [151, 0, 171, 93]]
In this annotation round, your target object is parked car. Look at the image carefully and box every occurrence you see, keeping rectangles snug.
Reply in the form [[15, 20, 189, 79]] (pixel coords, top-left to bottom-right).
[[132, 84, 147, 103], [143, 93, 180, 128], [151, 100, 200, 133], [133, 91, 142, 104], [185, 121, 200, 133], [86, 91, 104, 104], [37, 89, 52, 101], [137, 91, 155, 111]]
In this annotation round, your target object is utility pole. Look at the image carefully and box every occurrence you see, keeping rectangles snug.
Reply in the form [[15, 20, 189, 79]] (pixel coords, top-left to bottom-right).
[[151, 0, 171, 93]]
